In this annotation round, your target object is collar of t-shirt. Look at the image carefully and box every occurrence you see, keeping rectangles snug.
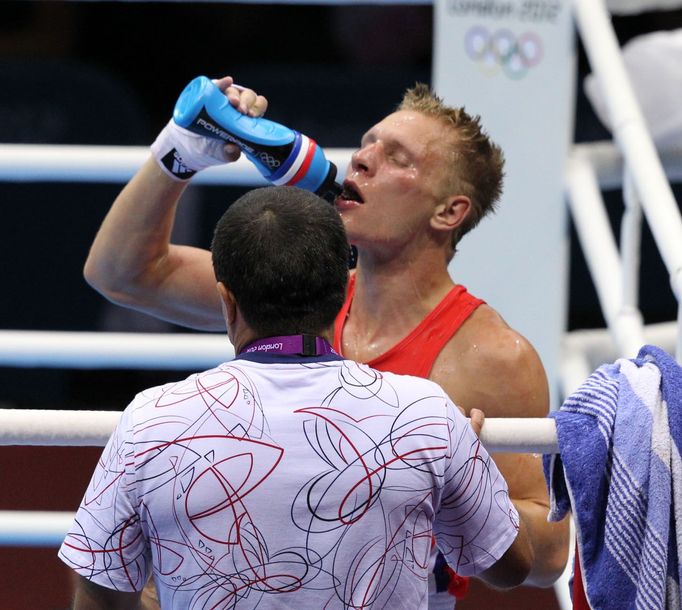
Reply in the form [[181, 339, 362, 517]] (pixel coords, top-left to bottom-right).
[[234, 334, 344, 364]]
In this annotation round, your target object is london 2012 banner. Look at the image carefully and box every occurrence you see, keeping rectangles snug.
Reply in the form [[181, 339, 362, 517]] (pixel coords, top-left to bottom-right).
[[433, 0, 575, 406]]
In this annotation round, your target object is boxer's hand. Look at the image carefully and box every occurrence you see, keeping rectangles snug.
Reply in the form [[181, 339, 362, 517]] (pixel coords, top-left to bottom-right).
[[468, 408, 485, 438], [151, 119, 238, 180], [456, 405, 485, 436], [151, 75, 269, 181], [215, 76, 268, 118]]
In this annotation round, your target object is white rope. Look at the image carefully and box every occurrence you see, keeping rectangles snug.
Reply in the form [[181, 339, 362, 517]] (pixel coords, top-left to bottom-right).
[[0, 409, 122, 446], [0, 324, 677, 370], [0, 408, 558, 452], [0, 330, 233, 369], [3, 141, 682, 188], [0, 144, 353, 185], [0, 511, 75, 547]]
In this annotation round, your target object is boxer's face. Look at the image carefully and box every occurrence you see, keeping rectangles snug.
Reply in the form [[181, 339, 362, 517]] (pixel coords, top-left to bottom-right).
[[336, 110, 458, 254]]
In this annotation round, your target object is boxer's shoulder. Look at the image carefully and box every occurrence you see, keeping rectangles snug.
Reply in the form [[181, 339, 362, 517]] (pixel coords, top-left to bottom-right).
[[431, 304, 549, 418]]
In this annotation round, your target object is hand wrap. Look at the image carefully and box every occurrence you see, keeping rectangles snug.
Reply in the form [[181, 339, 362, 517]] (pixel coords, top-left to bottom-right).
[[151, 119, 233, 181]]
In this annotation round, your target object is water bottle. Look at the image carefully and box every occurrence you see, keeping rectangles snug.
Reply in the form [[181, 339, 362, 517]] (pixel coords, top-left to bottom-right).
[[173, 76, 341, 203]]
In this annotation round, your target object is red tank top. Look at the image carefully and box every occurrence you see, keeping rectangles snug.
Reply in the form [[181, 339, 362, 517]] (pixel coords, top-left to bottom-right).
[[333, 274, 485, 378]]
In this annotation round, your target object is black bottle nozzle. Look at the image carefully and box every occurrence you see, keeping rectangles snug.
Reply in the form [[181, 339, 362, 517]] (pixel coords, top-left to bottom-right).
[[314, 163, 342, 204]]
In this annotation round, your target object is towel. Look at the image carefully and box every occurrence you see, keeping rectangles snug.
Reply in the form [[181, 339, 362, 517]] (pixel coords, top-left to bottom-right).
[[544, 345, 682, 610]]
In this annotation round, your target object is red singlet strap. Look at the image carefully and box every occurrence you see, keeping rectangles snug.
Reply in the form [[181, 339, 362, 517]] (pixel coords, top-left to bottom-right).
[[333, 274, 484, 378]]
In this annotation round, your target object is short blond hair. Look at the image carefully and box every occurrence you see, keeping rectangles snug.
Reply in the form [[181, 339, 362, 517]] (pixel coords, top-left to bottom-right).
[[398, 83, 505, 250]]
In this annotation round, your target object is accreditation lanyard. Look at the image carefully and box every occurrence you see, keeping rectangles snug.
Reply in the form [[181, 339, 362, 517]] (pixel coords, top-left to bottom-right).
[[238, 334, 338, 358]]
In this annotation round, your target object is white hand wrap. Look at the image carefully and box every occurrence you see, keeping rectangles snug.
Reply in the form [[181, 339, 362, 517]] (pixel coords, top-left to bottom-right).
[[151, 120, 233, 181]]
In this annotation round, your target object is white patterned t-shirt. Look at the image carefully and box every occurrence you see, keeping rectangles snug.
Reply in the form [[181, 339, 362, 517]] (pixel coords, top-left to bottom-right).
[[60, 354, 519, 609]]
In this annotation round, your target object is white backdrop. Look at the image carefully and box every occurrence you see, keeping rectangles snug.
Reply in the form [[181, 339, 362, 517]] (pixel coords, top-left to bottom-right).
[[433, 0, 576, 406]]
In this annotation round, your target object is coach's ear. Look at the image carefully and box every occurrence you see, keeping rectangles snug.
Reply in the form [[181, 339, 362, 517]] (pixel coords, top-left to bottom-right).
[[431, 195, 470, 232], [216, 282, 237, 325]]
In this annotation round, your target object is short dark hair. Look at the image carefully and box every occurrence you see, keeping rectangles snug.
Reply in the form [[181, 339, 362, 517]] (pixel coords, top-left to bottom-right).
[[399, 83, 505, 250], [212, 186, 349, 338]]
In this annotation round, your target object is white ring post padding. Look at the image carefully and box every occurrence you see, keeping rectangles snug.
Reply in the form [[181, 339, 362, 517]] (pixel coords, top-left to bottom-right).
[[565, 154, 646, 358], [0, 144, 353, 185], [621, 168, 643, 312], [560, 341, 595, 399], [575, 0, 682, 309], [0, 511, 76, 547], [0, 408, 558, 451], [678, 302, 682, 363], [0, 330, 234, 369]]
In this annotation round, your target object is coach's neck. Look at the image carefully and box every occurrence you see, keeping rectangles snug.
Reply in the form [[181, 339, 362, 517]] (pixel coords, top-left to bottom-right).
[[217, 281, 334, 354]]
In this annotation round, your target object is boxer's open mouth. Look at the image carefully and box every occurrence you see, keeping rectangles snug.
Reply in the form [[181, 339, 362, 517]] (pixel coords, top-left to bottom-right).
[[338, 181, 364, 205]]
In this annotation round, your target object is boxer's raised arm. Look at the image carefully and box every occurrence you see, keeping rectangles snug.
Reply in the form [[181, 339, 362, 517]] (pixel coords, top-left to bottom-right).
[[84, 77, 267, 330], [84, 157, 224, 330]]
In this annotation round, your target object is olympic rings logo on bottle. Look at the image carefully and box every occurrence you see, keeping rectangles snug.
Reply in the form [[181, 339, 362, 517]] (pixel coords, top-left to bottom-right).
[[258, 152, 281, 170], [464, 26, 543, 80]]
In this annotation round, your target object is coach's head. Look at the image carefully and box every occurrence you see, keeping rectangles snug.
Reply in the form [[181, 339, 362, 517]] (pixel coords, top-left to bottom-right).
[[211, 186, 349, 352]]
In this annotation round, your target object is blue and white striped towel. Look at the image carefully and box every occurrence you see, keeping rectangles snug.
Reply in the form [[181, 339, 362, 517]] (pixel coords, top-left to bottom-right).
[[544, 345, 682, 610]]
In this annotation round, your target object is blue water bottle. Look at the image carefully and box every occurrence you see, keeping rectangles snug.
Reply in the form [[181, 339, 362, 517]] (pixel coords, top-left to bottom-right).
[[173, 76, 341, 203]]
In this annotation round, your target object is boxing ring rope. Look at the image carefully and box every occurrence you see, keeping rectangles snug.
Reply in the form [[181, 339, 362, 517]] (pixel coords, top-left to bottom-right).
[[0, 144, 353, 185], [0, 410, 558, 547], [0, 330, 234, 369], [0, 319, 677, 376], [2, 140, 680, 187], [0, 408, 558, 452], [0, 511, 75, 548]]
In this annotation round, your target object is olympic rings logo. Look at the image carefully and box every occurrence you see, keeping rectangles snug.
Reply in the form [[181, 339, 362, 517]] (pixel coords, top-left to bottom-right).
[[259, 152, 281, 169], [464, 26, 543, 80]]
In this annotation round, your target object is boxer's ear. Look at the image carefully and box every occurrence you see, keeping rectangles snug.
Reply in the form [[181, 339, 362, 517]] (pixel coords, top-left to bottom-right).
[[431, 195, 471, 232]]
